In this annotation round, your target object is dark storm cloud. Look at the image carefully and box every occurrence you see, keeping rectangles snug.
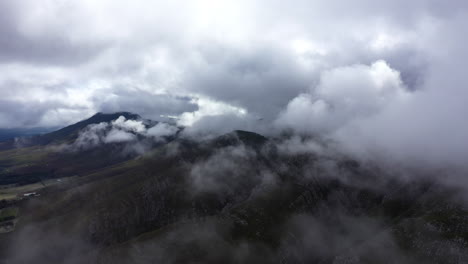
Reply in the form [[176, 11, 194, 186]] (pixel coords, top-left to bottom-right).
[[180, 39, 430, 123], [0, 0, 438, 127], [181, 44, 314, 121]]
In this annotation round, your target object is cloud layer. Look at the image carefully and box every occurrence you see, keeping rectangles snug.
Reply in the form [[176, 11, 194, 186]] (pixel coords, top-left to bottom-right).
[[0, 0, 467, 169]]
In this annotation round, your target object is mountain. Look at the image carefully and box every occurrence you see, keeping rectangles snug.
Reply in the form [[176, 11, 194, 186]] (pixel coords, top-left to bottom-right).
[[0, 112, 467, 263], [0, 112, 158, 185], [0, 112, 144, 150], [35, 112, 142, 144]]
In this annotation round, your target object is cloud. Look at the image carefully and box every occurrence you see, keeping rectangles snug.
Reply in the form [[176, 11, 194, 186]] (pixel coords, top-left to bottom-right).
[[147, 123, 179, 138], [189, 145, 258, 194], [74, 122, 109, 149], [103, 128, 136, 143], [329, 15, 468, 171], [280, 213, 410, 263], [111, 116, 146, 134], [93, 88, 199, 121], [275, 60, 409, 134], [275, 136, 325, 155], [3, 2, 468, 263], [0, 0, 434, 128], [70, 116, 179, 151], [274, 13, 468, 171], [0, 1, 108, 65]]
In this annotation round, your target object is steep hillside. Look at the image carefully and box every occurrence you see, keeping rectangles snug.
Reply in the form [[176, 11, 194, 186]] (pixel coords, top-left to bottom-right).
[[0, 112, 173, 186], [0, 116, 467, 263]]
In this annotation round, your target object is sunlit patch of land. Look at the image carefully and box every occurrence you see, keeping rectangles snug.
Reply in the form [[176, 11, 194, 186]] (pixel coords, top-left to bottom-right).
[[0, 207, 18, 233]]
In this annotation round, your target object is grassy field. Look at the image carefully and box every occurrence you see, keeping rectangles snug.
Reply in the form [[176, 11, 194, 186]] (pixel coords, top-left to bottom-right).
[[0, 177, 77, 201], [0, 207, 19, 233], [0, 146, 51, 181], [0, 207, 18, 222], [0, 146, 49, 165], [0, 183, 44, 200]]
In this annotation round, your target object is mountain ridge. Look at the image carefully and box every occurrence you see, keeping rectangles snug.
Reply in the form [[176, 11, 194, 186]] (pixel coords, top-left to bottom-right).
[[1, 112, 467, 263], [0, 112, 268, 186]]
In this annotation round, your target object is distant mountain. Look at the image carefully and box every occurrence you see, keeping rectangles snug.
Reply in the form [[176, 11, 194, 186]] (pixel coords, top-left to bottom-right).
[[0, 112, 267, 186], [0, 112, 158, 185], [39, 112, 142, 143], [0, 112, 145, 150]]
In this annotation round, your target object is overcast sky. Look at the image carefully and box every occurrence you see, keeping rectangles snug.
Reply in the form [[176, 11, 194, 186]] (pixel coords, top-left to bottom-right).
[[0, 0, 467, 168]]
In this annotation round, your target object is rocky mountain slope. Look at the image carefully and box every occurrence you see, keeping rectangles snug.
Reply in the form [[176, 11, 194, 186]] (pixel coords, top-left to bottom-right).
[[0, 113, 467, 264]]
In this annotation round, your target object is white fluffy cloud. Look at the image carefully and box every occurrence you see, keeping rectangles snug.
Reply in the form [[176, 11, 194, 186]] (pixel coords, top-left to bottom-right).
[[72, 116, 179, 150], [74, 122, 109, 149], [103, 129, 136, 143], [111, 116, 146, 134], [276, 61, 410, 134], [147, 123, 178, 138]]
